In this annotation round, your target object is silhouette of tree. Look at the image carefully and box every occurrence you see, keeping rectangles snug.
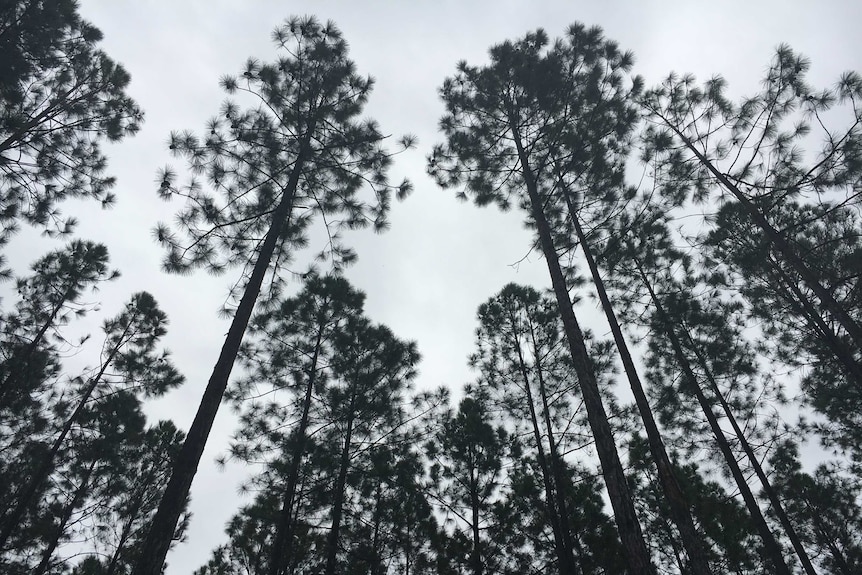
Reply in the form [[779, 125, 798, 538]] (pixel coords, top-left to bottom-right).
[[137, 16, 412, 573], [429, 26, 655, 573]]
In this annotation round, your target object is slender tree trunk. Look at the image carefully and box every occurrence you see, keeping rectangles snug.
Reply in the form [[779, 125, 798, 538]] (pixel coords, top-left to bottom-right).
[[677, 311, 819, 575], [133, 134, 311, 575], [526, 317, 585, 575], [635, 260, 792, 575], [769, 255, 862, 388], [0, 286, 72, 409], [269, 317, 326, 575], [660, 120, 862, 347], [370, 484, 383, 575], [511, 327, 578, 575], [33, 459, 97, 575], [324, 388, 357, 575], [562, 192, 712, 575], [468, 453, 483, 575], [0, 315, 133, 549], [509, 124, 654, 574]]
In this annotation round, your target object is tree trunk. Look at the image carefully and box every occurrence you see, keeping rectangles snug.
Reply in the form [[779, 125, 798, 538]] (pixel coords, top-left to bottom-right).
[[132, 134, 311, 575], [269, 317, 326, 575], [33, 459, 97, 575], [509, 123, 654, 574], [511, 326, 578, 575], [677, 309, 819, 575], [562, 192, 712, 575], [323, 388, 357, 575], [526, 316, 585, 575], [635, 259, 792, 575]]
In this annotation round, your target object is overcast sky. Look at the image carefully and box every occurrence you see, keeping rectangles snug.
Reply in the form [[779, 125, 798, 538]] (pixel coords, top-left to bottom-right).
[[5, 1, 861, 572]]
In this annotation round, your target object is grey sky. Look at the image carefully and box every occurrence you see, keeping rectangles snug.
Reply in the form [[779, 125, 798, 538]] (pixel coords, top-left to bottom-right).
[[5, 1, 860, 572]]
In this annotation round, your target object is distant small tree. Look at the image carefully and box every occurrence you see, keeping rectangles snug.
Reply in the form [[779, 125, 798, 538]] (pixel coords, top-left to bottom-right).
[[427, 395, 507, 575], [321, 317, 419, 575], [228, 275, 366, 574]]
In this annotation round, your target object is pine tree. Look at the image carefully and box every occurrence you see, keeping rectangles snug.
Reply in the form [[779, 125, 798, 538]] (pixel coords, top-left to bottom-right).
[[321, 316, 419, 575], [705, 200, 862, 462], [601, 210, 797, 574], [80, 421, 189, 575], [0, 240, 118, 411], [625, 435, 762, 573], [641, 46, 862, 352], [769, 441, 862, 574], [426, 395, 506, 575], [228, 275, 365, 575], [429, 27, 654, 573], [471, 284, 586, 574], [137, 16, 412, 573]]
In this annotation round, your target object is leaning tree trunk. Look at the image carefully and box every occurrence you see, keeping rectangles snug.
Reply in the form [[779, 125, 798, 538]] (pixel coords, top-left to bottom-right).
[[659, 119, 862, 348], [33, 459, 98, 575], [269, 318, 326, 575], [512, 326, 579, 575], [678, 310, 819, 575], [510, 124, 654, 574], [323, 388, 357, 575], [526, 315, 586, 575], [562, 191, 712, 575], [768, 253, 862, 389], [635, 259, 793, 575], [133, 134, 312, 575]]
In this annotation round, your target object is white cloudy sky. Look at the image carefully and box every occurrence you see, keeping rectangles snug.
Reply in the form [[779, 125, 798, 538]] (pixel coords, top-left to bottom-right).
[[5, 1, 861, 572]]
